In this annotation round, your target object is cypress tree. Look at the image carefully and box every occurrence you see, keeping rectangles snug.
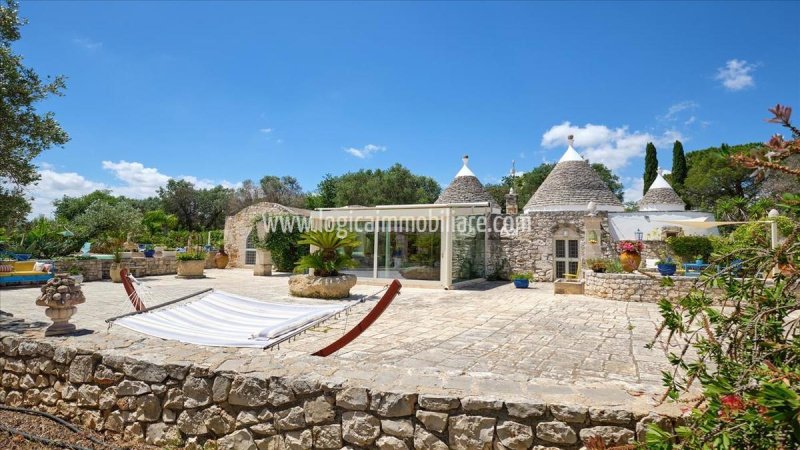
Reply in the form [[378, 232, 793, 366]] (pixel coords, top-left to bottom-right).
[[643, 142, 658, 194], [672, 140, 688, 186]]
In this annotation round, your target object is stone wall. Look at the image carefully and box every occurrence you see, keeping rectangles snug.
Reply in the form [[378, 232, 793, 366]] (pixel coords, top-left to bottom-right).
[[224, 203, 311, 269], [584, 271, 722, 303], [488, 212, 614, 281], [0, 336, 676, 449], [54, 258, 179, 282]]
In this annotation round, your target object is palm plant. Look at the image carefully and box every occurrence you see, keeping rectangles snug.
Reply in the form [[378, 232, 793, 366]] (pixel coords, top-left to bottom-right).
[[294, 229, 359, 276]]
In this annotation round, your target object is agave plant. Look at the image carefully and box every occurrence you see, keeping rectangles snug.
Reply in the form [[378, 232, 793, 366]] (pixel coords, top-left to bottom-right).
[[294, 229, 359, 277]]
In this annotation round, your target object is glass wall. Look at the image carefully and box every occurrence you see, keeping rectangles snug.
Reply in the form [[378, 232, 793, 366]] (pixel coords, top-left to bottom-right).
[[340, 221, 376, 278], [377, 219, 441, 281], [451, 215, 486, 283]]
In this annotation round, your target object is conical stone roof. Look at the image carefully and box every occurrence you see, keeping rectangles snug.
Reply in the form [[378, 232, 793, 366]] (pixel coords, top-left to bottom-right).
[[523, 139, 624, 212], [435, 155, 495, 205], [639, 172, 685, 211]]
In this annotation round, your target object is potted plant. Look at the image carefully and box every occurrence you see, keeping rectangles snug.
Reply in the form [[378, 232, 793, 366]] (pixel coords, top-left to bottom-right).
[[109, 248, 126, 283], [289, 229, 358, 299], [616, 240, 644, 273], [176, 251, 207, 278], [588, 259, 607, 273], [656, 257, 677, 276], [694, 255, 704, 265], [143, 244, 156, 258], [161, 247, 177, 258], [67, 266, 84, 284], [511, 272, 532, 288]]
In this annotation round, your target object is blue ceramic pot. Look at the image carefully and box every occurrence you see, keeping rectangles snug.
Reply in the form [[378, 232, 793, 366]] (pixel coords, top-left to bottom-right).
[[14, 253, 32, 261], [513, 279, 529, 289], [657, 264, 676, 276], [695, 259, 704, 265], [143, 249, 156, 258]]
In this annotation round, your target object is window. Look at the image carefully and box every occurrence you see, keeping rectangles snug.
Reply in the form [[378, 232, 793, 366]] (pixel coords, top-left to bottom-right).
[[245, 231, 257, 265], [554, 227, 580, 279]]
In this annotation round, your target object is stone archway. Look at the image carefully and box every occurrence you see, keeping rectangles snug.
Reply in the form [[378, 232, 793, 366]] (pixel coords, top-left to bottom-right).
[[223, 202, 311, 268]]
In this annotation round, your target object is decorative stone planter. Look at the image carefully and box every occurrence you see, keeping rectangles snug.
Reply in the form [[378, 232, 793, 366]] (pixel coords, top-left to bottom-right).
[[35, 273, 86, 336], [254, 248, 273, 276], [554, 279, 584, 295], [177, 260, 206, 278], [289, 274, 357, 299], [161, 250, 177, 259], [109, 263, 126, 283]]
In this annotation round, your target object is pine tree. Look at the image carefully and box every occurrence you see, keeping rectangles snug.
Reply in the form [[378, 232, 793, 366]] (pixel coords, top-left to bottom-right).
[[643, 142, 658, 194], [672, 140, 688, 186]]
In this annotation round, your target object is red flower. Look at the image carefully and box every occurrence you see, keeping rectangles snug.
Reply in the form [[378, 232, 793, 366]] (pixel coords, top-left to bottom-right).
[[721, 394, 745, 412]]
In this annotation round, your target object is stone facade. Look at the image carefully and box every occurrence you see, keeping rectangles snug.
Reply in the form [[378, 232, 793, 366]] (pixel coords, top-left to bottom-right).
[[584, 271, 723, 303], [224, 203, 311, 268], [0, 335, 677, 449], [488, 212, 614, 281]]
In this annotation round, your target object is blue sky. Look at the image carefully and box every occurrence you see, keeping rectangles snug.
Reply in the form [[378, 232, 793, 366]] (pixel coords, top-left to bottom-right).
[[17, 1, 800, 216]]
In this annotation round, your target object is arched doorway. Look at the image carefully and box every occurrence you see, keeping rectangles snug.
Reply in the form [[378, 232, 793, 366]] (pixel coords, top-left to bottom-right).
[[244, 231, 257, 266]]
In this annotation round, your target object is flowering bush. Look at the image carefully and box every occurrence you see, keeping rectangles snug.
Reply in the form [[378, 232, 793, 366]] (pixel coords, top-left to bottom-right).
[[616, 240, 644, 254]]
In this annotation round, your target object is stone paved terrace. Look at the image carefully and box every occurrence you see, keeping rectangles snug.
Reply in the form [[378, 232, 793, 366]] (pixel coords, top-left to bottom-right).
[[0, 269, 682, 416]]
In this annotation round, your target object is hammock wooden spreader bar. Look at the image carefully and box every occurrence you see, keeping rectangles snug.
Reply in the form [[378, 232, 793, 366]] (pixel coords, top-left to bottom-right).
[[313, 279, 401, 357]]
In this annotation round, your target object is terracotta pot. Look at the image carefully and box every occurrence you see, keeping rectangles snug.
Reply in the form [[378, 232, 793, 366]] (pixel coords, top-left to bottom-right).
[[214, 248, 229, 269], [109, 263, 126, 283], [619, 251, 641, 273]]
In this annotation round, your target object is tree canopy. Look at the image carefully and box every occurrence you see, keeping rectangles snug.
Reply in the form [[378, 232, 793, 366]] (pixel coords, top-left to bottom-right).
[[643, 142, 658, 194], [681, 142, 760, 211], [0, 0, 69, 227], [306, 163, 441, 208], [671, 140, 688, 187]]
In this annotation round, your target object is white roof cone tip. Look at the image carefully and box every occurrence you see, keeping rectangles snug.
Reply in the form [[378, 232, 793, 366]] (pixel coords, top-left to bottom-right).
[[455, 154, 476, 177], [558, 135, 584, 163], [649, 171, 673, 190]]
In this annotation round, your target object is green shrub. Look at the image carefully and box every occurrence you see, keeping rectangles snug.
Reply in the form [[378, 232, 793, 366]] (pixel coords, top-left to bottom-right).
[[176, 252, 206, 261], [510, 272, 533, 281], [294, 229, 358, 277], [667, 236, 714, 262], [252, 217, 309, 272]]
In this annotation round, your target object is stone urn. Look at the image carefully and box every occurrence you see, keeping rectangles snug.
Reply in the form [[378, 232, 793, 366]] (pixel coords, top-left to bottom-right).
[[36, 273, 86, 336], [214, 247, 229, 269], [619, 251, 641, 273], [288, 274, 357, 299], [109, 263, 126, 283]]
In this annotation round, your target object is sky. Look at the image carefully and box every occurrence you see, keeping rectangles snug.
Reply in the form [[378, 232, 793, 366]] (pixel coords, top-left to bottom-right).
[[15, 1, 800, 216]]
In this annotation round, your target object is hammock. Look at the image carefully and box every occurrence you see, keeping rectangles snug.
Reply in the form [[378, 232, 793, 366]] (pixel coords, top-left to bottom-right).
[[107, 269, 401, 352]]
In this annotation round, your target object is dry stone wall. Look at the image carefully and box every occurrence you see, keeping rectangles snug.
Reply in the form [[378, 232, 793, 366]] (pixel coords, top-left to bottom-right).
[[53, 258, 179, 282], [584, 271, 723, 303], [0, 336, 676, 449]]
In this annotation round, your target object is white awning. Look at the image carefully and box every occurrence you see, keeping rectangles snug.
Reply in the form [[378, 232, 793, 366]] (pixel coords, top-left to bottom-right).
[[654, 219, 754, 229], [115, 291, 347, 348]]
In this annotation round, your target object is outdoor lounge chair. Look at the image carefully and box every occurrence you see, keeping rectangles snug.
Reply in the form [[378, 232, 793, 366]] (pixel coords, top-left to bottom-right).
[[79, 242, 91, 256], [106, 269, 401, 355]]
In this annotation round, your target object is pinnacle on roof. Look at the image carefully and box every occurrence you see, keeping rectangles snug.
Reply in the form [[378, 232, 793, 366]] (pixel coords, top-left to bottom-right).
[[435, 155, 495, 205], [523, 136, 624, 212]]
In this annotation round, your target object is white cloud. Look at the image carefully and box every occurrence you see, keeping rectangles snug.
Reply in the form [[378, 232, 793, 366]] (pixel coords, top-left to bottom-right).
[[344, 144, 386, 159], [259, 128, 273, 134], [540, 121, 683, 170], [27, 161, 238, 218], [660, 101, 699, 122], [73, 37, 102, 51], [101, 160, 171, 198], [623, 178, 645, 203], [684, 116, 696, 126], [27, 169, 106, 217], [715, 59, 756, 91]]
